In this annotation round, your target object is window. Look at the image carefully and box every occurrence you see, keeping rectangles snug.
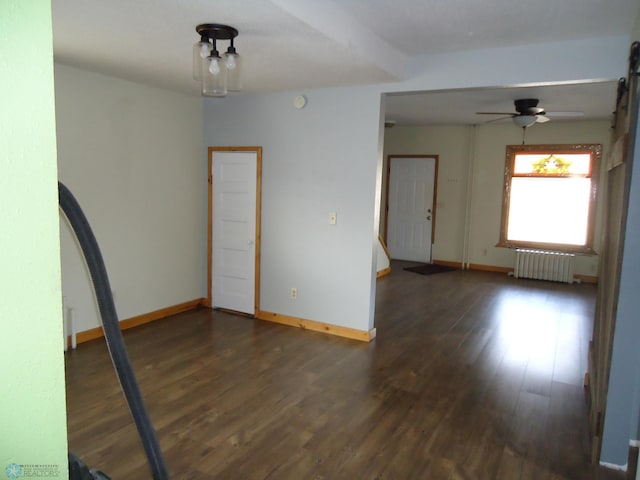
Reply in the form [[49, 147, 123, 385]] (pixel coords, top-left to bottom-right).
[[498, 144, 601, 254]]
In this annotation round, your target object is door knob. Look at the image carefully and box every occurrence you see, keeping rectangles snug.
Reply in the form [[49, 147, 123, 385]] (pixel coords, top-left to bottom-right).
[[426, 216, 431, 221]]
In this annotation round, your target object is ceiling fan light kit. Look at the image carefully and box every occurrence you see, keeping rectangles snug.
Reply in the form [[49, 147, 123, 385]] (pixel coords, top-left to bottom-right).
[[513, 115, 536, 128], [477, 98, 583, 128], [193, 23, 242, 97], [513, 115, 537, 128]]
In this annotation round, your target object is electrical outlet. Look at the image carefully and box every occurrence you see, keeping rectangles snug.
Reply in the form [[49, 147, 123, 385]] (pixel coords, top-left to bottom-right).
[[290, 288, 298, 300]]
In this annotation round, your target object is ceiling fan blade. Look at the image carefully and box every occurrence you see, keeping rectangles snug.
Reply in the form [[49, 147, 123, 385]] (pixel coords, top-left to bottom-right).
[[476, 112, 516, 116], [545, 111, 585, 117], [484, 116, 513, 124], [535, 115, 550, 123]]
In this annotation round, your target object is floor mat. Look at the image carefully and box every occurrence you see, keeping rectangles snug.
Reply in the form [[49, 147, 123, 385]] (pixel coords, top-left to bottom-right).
[[403, 263, 457, 275]]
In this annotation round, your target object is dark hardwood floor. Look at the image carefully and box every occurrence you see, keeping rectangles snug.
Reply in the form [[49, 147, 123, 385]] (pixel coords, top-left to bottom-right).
[[65, 261, 624, 479]]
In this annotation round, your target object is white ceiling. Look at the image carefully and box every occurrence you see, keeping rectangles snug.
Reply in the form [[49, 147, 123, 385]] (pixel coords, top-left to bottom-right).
[[52, 0, 638, 125]]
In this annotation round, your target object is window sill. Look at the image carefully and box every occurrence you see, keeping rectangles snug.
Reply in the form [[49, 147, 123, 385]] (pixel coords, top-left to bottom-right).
[[496, 240, 597, 256]]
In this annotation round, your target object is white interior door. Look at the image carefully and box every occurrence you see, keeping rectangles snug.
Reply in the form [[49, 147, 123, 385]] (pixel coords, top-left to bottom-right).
[[387, 156, 436, 262], [211, 150, 257, 314]]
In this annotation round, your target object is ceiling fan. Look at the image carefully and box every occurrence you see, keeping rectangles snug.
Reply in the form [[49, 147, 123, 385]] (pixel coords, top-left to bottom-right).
[[476, 98, 584, 127]]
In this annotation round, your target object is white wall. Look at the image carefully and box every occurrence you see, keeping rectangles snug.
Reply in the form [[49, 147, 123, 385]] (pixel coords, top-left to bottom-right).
[[204, 88, 383, 332], [55, 65, 204, 333], [382, 120, 611, 277], [401, 36, 628, 93]]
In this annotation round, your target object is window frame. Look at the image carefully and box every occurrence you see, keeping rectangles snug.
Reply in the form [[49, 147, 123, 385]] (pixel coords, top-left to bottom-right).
[[497, 143, 602, 255]]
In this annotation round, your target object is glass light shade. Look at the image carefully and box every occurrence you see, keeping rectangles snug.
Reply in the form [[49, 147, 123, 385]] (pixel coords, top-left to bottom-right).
[[224, 52, 242, 91], [202, 55, 227, 97], [513, 115, 537, 128], [192, 40, 211, 81]]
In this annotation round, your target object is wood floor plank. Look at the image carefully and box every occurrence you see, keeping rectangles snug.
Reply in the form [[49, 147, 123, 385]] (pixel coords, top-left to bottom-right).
[[553, 313, 585, 386], [65, 261, 613, 479]]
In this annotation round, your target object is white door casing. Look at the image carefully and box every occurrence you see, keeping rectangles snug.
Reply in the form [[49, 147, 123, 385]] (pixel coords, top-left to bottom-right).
[[209, 148, 260, 315], [386, 156, 437, 263]]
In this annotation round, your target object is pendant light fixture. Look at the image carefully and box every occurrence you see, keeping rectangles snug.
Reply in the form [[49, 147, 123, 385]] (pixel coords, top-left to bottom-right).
[[193, 24, 242, 97]]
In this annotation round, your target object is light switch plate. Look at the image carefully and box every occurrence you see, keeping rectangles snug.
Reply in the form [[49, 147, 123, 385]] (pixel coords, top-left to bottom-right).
[[329, 212, 337, 225]]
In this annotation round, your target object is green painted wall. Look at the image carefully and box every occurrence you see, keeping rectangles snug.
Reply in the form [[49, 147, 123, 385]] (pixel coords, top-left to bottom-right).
[[0, 1, 68, 477]]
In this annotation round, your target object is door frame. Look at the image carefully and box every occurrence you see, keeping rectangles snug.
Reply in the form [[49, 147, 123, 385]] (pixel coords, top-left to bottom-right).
[[206, 146, 262, 314], [588, 47, 639, 463], [384, 154, 439, 252]]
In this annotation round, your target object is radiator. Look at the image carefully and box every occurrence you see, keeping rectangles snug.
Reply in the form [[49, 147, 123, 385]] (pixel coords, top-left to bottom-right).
[[511, 249, 577, 284]]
